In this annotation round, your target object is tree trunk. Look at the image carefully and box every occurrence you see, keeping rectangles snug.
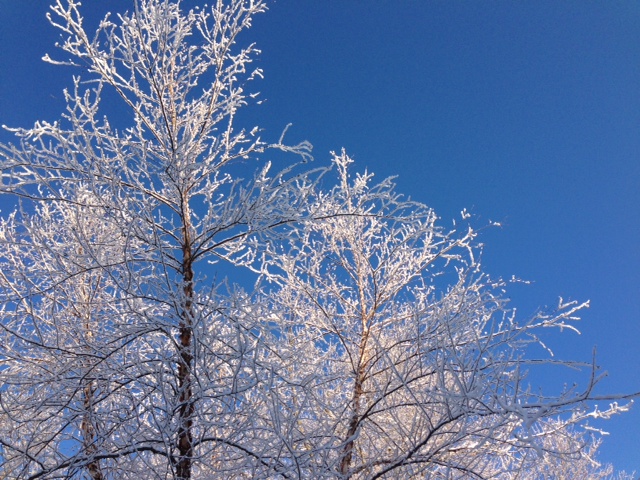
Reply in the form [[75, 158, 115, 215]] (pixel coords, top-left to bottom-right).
[[339, 329, 370, 478], [339, 371, 364, 478], [81, 380, 104, 480], [78, 254, 104, 480], [176, 215, 195, 480]]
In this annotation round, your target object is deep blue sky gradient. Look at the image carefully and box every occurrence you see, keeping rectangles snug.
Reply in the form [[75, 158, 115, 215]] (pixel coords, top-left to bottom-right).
[[1, 1, 638, 474]]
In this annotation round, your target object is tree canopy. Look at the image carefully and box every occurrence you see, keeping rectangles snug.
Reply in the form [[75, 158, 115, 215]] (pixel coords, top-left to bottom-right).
[[0, 1, 635, 479]]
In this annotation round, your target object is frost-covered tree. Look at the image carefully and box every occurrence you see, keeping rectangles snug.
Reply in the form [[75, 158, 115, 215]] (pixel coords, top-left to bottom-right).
[[255, 152, 634, 479], [0, 1, 636, 480], [0, 190, 139, 480], [0, 0, 316, 478], [502, 419, 637, 480]]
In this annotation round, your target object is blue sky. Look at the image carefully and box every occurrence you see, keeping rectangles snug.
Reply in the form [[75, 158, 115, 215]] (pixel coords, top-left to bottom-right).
[[1, 0, 639, 474]]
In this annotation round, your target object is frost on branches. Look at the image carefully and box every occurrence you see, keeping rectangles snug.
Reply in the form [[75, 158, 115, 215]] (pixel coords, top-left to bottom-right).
[[255, 152, 634, 479], [0, 1, 635, 479]]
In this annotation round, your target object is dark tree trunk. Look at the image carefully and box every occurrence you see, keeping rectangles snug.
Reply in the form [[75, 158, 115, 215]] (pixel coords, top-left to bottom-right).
[[176, 219, 195, 480]]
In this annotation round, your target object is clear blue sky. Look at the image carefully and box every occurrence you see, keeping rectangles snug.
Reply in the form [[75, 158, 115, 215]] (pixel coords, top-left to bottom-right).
[[1, 1, 639, 474]]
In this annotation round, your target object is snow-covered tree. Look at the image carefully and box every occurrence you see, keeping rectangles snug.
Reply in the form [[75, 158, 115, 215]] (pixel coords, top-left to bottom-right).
[[0, 1, 636, 479], [255, 152, 634, 479], [0, 190, 139, 480], [488, 418, 636, 479], [0, 1, 315, 478]]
